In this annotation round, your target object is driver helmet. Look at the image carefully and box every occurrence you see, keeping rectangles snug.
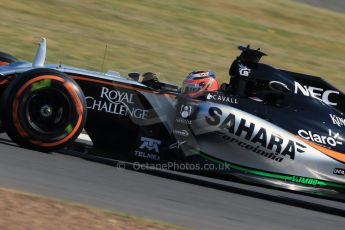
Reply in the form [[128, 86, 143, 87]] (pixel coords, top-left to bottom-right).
[[181, 70, 219, 96]]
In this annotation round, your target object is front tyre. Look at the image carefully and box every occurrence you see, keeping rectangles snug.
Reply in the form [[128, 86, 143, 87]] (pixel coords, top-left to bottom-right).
[[0, 68, 87, 151], [0, 51, 18, 132]]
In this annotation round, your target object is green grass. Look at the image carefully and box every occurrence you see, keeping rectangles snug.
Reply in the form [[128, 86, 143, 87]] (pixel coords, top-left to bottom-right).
[[0, 0, 344, 90]]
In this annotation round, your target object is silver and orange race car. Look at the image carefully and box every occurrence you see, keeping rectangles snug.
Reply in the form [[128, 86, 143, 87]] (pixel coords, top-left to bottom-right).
[[1, 38, 345, 200]]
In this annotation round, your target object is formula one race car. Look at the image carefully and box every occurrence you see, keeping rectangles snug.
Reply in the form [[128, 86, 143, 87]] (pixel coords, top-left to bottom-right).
[[1, 38, 345, 200]]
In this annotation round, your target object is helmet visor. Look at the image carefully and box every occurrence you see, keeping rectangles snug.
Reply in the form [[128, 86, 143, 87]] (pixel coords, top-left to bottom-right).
[[181, 82, 202, 94]]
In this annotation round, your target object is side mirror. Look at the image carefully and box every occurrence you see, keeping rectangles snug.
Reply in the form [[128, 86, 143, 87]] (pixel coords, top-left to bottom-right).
[[128, 72, 140, 82], [269, 81, 291, 93]]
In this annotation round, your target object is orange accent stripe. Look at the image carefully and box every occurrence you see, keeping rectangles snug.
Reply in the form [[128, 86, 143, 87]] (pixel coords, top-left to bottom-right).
[[33, 81, 84, 148], [70, 75, 176, 98], [64, 82, 83, 115], [296, 136, 345, 164], [0, 61, 9, 66], [12, 98, 29, 138], [12, 75, 84, 147], [0, 79, 8, 85]]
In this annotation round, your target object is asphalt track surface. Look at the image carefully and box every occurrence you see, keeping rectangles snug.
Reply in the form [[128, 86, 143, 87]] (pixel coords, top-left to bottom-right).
[[1, 133, 345, 230], [296, 0, 345, 13]]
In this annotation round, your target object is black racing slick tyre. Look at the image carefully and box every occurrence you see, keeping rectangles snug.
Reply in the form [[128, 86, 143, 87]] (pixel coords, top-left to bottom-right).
[[0, 68, 87, 151], [0, 52, 17, 133], [0, 51, 18, 66]]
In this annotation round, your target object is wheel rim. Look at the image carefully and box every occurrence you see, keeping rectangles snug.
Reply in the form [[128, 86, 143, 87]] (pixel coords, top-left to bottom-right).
[[25, 89, 70, 134]]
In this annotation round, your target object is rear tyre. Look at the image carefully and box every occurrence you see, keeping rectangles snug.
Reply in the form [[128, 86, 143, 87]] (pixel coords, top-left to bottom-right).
[[0, 68, 87, 151], [0, 51, 18, 66]]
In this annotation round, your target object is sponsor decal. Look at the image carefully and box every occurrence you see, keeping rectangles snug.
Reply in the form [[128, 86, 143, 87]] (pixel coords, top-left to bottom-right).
[[175, 118, 192, 125], [134, 137, 161, 161], [239, 64, 251, 76], [180, 104, 192, 118], [215, 132, 284, 162], [292, 176, 319, 185], [169, 141, 187, 149], [139, 137, 161, 153], [176, 104, 194, 124], [298, 129, 343, 147], [206, 107, 306, 160], [187, 71, 212, 79], [134, 150, 160, 161], [206, 93, 238, 104], [86, 87, 149, 120], [329, 114, 345, 127], [173, 129, 189, 137], [294, 81, 339, 106], [333, 168, 345, 176]]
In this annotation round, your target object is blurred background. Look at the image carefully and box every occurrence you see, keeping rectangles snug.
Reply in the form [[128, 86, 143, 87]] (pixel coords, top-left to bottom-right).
[[0, 0, 344, 89]]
